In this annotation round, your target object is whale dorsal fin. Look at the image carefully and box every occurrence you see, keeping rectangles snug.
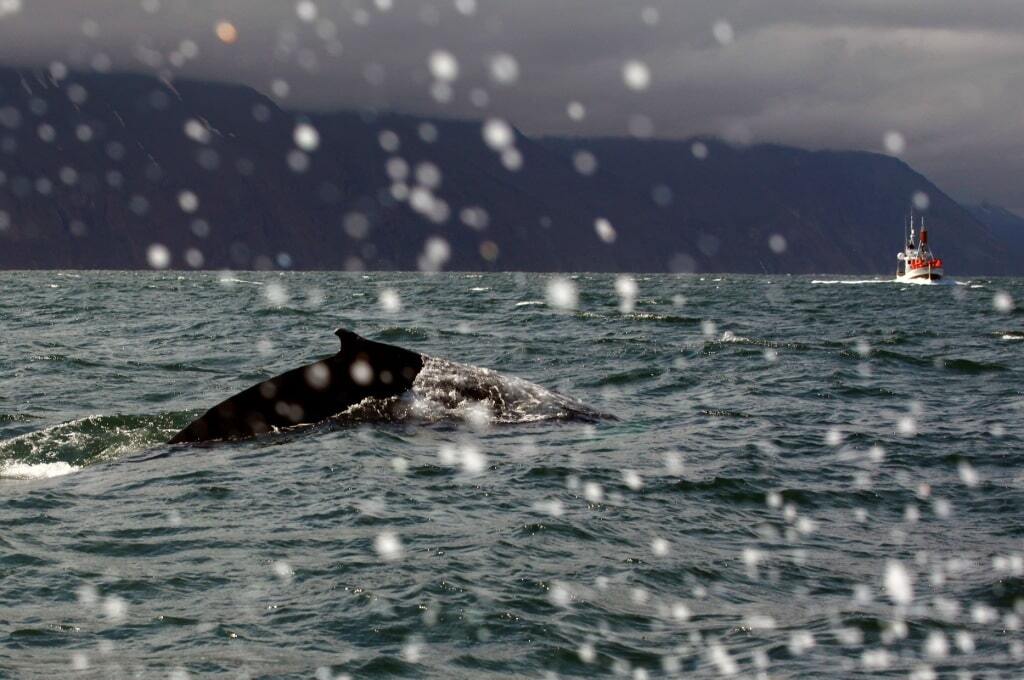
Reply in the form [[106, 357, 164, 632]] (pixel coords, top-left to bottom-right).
[[334, 327, 366, 352]]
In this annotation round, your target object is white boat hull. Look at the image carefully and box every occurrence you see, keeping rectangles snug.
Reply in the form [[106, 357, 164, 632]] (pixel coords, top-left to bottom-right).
[[897, 267, 943, 283]]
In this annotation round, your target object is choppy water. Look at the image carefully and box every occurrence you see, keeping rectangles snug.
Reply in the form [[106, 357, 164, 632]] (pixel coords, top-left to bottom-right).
[[1, 271, 1023, 679]]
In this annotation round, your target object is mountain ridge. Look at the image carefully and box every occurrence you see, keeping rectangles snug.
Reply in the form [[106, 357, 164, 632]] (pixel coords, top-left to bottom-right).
[[0, 66, 1019, 274]]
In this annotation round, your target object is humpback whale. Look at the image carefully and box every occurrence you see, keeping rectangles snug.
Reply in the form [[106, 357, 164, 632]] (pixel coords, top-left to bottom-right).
[[169, 328, 602, 444]]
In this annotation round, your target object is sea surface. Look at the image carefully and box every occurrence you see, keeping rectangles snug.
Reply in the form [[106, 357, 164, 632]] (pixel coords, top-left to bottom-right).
[[1, 271, 1023, 679]]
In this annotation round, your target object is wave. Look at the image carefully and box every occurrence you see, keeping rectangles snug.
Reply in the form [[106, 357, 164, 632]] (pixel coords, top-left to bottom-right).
[[940, 358, 1008, 373], [0, 413, 183, 468], [590, 367, 664, 387], [375, 326, 431, 342], [622, 312, 699, 323], [871, 349, 1006, 373], [29, 354, 104, 368], [719, 331, 751, 343], [574, 310, 700, 324], [0, 413, 40, 424], [700, 408, 753, 418], [252, 307, 316, 317], [1001, 333, 1024, 341]]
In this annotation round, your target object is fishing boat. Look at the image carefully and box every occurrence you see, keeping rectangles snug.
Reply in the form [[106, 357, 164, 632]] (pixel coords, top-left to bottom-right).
[[896, 214, 943, 282]]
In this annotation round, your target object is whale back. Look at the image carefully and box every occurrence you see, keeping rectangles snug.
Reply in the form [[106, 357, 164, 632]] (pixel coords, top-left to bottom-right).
[[168, 329, 424, 444]]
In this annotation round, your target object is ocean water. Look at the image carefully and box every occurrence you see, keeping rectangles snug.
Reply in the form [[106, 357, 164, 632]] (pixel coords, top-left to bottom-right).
[[1, 271, 1022, 679]]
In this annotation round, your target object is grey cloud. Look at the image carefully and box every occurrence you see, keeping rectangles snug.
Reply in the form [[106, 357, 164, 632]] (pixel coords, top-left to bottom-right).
[[0, 0, 1021, 211]]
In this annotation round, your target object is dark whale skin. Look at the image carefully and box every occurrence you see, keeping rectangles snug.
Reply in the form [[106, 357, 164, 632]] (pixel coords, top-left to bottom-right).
[[168, 329, 423, 444]]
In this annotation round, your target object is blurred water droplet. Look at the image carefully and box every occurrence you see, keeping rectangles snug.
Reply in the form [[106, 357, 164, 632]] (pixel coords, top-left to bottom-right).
[[103, 595, 127, 621], [454, 0, 476, 16], [350, 359, 373, 385], [70, 651, 89, 671], [622, 60, 651, 91], [215, 21, 238, 44], [573, 150, 598, 176], [712, 20, 735, 45], [264, 281, 289, 306], [273, 560, 294, 582], [489, 53, 519, 85], [951, 465, 978, 494], [885, 560, 914, 606], [594, 217, 617, 243], [380, 288, 402, 312], [293, 122, 320, 151], [429, 50, 459, 82], [622, 469, 643, 490], [375, 531, 403, 561], [296, 0, 317, 22], [583, 481, 603, 503], [177, 190, 199, 214], [482, 118, 514, 151], [147, 244, 170, 269], [546, 277, 578, 310], [884, 131, 906, 155]]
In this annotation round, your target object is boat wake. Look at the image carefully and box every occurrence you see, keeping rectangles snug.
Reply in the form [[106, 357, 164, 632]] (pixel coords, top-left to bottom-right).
[[810, 279, 890, 285], [811, 278, 959, 286]]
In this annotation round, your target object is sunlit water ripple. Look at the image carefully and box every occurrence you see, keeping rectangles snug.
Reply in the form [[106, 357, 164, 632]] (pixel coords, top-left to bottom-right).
[[1, 271, 1022, 679]]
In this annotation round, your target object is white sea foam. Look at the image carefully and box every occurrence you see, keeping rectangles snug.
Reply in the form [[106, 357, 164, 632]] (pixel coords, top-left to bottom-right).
[[515, 300, 545, 307], [336, 356, 603, 425], [1001, 334, 1024, 341], [0, 461, 79, 480]]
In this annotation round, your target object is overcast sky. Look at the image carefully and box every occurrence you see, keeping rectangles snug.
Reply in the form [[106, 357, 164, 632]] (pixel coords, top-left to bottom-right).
[[1, 0, 1022, 212]]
